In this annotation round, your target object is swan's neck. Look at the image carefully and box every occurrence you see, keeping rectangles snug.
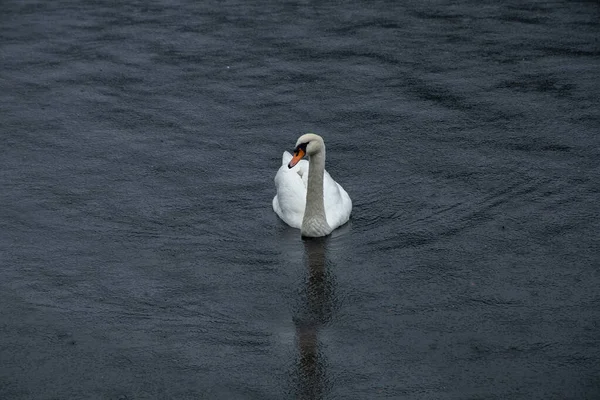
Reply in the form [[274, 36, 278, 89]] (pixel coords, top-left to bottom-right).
[[302, 150, 331, 237]]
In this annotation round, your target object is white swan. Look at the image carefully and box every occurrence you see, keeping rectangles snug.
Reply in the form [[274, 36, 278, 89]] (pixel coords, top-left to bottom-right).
[[272, 133, 352, 237]]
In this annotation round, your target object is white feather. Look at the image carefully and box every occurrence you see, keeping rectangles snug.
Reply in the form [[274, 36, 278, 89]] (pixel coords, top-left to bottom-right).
[[273, 146, 352, 234]]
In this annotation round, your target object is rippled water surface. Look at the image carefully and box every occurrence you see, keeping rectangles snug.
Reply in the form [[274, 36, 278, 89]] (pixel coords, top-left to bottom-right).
[[1, 1, 599, 399]]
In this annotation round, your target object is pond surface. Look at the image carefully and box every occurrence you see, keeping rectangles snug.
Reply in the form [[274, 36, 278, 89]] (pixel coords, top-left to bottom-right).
[[1, 1, 599, 399]]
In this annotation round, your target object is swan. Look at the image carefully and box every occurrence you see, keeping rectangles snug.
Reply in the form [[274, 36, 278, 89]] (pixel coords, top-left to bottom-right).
[[272, 133, 352, 237]]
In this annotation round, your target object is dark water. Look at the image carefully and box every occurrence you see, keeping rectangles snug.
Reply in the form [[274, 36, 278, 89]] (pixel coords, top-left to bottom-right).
[[1, 0, 599, 399]]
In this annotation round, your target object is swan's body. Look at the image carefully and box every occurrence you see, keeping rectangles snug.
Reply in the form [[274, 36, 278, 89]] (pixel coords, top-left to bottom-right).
[[273, 133, 352, 237]]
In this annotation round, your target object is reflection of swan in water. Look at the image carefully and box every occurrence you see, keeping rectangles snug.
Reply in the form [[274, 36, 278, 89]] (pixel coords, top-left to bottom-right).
[[296, 322, 320, 400], [273, 133, 352, 237], [295, 237, 333, 399]]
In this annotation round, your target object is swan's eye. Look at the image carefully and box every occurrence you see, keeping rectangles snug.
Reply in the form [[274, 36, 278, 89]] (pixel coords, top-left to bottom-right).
[[294, 142, 308, 155], [288, 142, 309, 168]]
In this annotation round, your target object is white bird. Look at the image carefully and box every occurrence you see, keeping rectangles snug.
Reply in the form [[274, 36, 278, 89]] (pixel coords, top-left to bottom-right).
[[273, 133, 352, 237]]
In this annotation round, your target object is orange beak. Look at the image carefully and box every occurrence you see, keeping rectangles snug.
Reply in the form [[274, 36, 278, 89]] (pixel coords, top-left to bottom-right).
[[288, 148, 306, 168]]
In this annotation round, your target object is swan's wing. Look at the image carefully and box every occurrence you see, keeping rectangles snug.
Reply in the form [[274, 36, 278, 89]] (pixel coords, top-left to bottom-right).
[[282, 151, 309, 183], [323, 170, 352, 229], [273, 153, 307, 229], [281, 151, 293, 166]]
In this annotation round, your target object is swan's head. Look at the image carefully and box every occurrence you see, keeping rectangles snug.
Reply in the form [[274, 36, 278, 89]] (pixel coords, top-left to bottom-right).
[[288, 133, 325, 168]]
